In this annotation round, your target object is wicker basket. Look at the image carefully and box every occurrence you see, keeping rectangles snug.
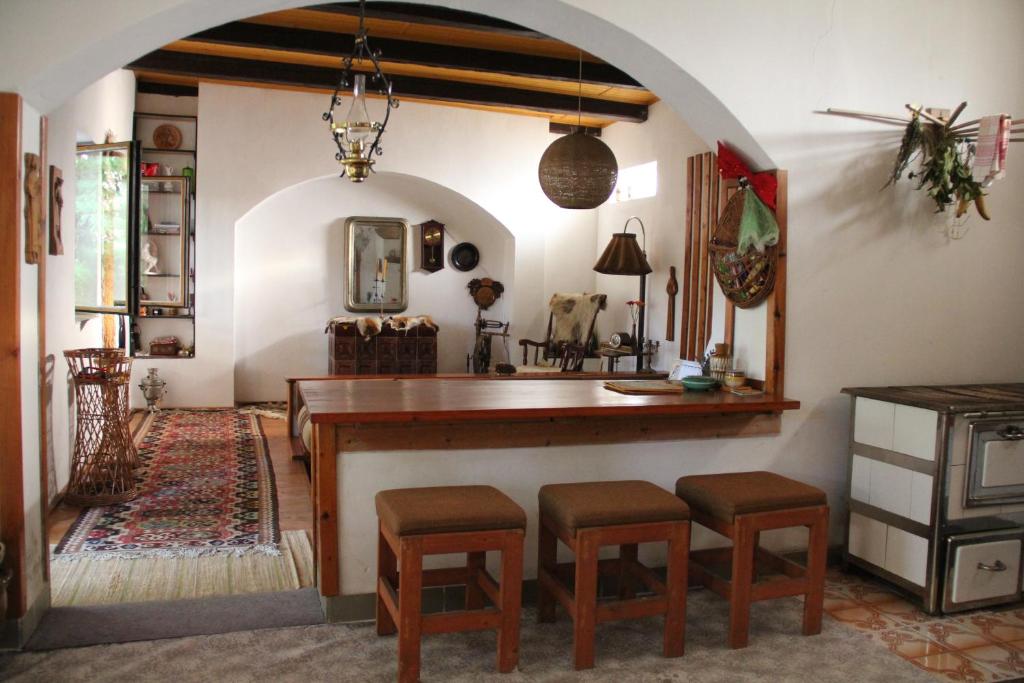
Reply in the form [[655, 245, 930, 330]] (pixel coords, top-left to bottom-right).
[[64, 348, 138, 506], [709, 187, 777, 309]]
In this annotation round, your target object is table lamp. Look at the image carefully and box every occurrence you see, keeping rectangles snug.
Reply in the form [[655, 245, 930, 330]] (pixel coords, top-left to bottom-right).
[[593, 216, 652, 371]]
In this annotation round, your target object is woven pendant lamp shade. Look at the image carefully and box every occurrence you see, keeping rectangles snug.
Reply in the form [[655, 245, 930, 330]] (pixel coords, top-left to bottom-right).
[[538, 131, 618, 209], [593, 232, 652, 275]]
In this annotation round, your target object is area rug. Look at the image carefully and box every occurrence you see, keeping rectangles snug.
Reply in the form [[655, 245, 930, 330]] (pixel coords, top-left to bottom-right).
[[0, 592, 933, 682], [54, 409, 279, 560], [50, 530, 312, 607]]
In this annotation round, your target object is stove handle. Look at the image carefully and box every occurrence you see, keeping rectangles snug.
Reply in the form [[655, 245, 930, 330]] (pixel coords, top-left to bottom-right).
[[995, 425, 1024, 440], [977, 560, 1007, 572]]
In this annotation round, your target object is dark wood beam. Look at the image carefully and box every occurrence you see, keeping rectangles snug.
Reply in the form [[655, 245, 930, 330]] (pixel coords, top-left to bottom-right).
[[311, 3, 546, 39], [128, 50, 648, 123], [188, 22, 642, 89], [137, 81, 199, 97]]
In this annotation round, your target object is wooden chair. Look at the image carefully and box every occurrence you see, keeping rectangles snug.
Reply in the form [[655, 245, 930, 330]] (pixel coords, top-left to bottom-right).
[[518, 293, 606, 372], [536, 480, 690, 670], [375, 485, 526, 683], [674, 471, 828, 649]]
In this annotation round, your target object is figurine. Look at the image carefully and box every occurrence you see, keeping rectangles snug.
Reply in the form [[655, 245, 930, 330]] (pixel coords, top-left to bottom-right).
[[141, 240, 159, 274]]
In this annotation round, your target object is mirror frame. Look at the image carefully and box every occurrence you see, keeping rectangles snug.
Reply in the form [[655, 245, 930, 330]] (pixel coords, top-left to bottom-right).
[[344, 216, 409, 313]]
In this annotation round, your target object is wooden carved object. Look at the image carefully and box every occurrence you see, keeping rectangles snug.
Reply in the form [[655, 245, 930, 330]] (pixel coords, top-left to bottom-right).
[[665, 266, 678, 341], [23, 152, 42, 264], [468, 277, 503, 310], [49, 165, 63, 255]]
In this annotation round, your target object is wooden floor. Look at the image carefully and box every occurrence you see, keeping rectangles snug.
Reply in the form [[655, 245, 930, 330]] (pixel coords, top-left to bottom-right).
[[48, 413, 312, 545]]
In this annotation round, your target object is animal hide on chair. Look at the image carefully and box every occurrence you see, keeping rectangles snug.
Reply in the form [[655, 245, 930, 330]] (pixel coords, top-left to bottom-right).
[[549, 293, 607, 346]]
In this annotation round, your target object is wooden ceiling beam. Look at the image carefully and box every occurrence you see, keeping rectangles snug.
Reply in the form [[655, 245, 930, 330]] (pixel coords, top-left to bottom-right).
[[309, 3, 547, 39], [128, 50, 648, 123], [185, 22, 642, 90]]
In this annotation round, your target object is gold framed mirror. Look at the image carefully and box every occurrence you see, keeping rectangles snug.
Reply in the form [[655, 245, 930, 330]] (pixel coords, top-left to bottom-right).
[[344, 216, 408, 313]]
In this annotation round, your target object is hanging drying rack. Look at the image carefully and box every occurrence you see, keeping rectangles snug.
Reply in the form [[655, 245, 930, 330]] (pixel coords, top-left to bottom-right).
[[818, 103, 1022, 142]]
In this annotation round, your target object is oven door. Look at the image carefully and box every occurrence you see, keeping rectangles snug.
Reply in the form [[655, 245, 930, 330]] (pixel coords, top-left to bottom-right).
[[966, 419, 1024, 507], [943, 527, 1023, 613]]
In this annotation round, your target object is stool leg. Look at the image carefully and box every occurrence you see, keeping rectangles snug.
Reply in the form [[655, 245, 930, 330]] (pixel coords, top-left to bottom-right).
[[497, 531, 524, 673], [663, 522, 688, 658], [397, 536, 424, 683], [802, 506, 829, 636], [618, 543, 638, 599], [377, 523, 397, 636], [573, 529, 600, 670], [466, 551, 486, 610], [729, 517, 755, 649], [536, 516, 557, 623]]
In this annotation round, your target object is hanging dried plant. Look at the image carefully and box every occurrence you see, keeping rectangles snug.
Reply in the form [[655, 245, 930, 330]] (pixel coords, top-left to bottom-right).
[[884, 113, 923, 188]]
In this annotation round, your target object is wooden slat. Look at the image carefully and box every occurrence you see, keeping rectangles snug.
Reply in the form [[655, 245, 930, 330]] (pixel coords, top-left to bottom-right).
[[679, 156, 694, 357], [313, 423, 339, 596], [721, 180, 739, 350], [477, 568, 500, 606], [695, 151, 712, 356], [685, 153, 701, 359], [421, 608, 501, 635], [595, 595, 668, 623], [704, 159, 718, 346], [37, 115, 49, 583], [764, 170, 787, 397], [128, 50, 648, 123], [0, 92, 25, 619], [538, 567, 576, 617], [420, 566, 469, 587], [751, 576, 807, 602]]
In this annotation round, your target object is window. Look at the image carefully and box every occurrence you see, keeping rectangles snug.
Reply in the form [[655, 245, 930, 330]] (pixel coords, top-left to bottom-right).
[[613, 161, 657, 202], [74, 142, 134, 314]]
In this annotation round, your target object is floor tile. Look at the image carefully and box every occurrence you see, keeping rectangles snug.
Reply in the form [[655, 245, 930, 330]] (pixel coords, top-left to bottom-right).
[[956, 613, 1024, 644], [958, 642, 1024, 680], [829, 605, 906, 631], [872, 598, 936, 626], [916, 620, 994, 652], [864, 626, 948, 659], [910, 651, 999, 682]]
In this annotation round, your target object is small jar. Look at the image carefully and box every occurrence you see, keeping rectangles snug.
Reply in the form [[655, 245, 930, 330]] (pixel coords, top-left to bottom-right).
[[724, 370, 747, 389]]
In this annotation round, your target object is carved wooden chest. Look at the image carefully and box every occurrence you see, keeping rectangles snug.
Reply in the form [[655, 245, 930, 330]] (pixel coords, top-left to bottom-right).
[[328, 322, 438, 375]]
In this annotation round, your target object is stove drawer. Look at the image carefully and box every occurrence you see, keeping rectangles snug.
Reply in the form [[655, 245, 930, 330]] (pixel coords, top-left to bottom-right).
[[943, 529, 1023, 612]]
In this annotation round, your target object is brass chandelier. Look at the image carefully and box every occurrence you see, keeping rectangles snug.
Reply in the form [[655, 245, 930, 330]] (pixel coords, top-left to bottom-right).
[[323, 0, 399, 182]]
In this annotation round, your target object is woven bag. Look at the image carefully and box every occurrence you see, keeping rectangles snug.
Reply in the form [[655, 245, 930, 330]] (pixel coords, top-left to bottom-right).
[[709, 187, 778, 309]]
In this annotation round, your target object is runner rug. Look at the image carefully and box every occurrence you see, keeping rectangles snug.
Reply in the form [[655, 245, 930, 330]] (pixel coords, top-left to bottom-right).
[[55, 409, 280, 560]]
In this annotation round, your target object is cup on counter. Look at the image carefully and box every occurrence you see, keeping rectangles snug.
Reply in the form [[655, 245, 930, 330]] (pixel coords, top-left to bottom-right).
[[724, 370, 747, 389]]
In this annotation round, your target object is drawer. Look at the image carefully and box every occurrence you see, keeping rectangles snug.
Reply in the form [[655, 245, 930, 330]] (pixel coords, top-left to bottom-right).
[[944, 529, 1023, 612]]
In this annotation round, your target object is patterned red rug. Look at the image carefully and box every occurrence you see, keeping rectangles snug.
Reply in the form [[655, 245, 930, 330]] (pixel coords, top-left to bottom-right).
[[55, 409, 280, 559]]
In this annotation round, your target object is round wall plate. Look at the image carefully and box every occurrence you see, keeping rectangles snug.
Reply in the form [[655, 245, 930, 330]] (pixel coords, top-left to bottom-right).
[[450, 242, 480, 271]]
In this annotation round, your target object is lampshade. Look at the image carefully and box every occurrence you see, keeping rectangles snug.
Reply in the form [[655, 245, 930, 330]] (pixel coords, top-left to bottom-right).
[[593, 232, 652, 275], [538, 131, 618, 209]]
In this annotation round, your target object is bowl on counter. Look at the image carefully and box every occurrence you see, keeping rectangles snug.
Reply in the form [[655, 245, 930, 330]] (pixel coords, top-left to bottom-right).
[[681, 375, 719, 392], [724, 370, 747, 389]]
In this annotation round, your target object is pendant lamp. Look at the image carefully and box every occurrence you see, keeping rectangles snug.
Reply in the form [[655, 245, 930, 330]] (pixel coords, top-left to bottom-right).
[[538, 53, 618, 209]]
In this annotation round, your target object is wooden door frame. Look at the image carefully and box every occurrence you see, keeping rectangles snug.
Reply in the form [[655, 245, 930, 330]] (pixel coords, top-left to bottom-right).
[[0, 92, 27, 623]]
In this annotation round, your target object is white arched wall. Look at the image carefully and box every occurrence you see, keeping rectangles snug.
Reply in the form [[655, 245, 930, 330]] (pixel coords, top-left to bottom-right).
[[234, 173, 516, 400]]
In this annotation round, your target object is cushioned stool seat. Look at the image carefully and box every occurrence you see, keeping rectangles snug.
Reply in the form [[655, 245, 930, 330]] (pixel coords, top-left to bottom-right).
[[674, 471, 828, 649], [376, 485, 526, 536], [539, 480, 690, 534], [537, 480, 690, 670], [675, 471, 826, 521]]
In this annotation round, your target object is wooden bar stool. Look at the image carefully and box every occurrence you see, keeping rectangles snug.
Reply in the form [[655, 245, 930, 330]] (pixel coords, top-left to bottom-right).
[[674, 471, 828, 649], [536, 480, 690, 670], [375, 485, 526, 683]]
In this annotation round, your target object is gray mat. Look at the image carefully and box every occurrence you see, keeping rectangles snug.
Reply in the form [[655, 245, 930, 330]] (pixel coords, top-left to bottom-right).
[[23, 588, 324, 651], [2, 591, 932, 682]]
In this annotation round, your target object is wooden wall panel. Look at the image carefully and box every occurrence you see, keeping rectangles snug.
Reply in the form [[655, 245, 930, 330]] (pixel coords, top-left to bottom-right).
[[680, 151, 719, 361], [0, 92, 26, 619]]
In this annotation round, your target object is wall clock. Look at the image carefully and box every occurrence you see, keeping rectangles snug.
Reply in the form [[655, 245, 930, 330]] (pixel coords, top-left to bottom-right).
[[420, 219, 444, 273]]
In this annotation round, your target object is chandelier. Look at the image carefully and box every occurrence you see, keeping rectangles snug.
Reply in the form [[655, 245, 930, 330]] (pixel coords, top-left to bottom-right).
[[323, 0, 399, 182]]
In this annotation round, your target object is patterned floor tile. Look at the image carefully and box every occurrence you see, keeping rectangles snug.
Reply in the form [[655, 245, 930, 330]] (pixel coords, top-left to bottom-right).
[[956, 613, 1024, 644], [829, 604, 907, 631], [872, 597, 937, 626], [910, 651, 1000, 682], [916, 620, 995, 652], [957, 642, 1024, 680], [863, 626, 949, 659]]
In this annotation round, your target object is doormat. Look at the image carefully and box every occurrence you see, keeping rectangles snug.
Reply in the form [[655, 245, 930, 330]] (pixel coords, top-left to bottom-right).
[[55, 409, 280, 560]]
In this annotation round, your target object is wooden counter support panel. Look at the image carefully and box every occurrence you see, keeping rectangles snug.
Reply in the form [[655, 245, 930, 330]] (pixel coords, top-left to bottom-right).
[[312, 423, 338, 597]]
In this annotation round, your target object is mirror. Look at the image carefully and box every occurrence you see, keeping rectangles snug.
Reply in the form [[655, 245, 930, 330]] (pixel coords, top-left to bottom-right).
[[344, 216, 408, 313]]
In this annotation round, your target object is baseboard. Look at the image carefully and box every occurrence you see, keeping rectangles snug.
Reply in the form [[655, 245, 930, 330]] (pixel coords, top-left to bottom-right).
[[0, 584, 50, 650]]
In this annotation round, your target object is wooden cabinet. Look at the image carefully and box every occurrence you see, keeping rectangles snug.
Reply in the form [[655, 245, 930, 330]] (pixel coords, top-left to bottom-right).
[[329, 322, 437, 375]]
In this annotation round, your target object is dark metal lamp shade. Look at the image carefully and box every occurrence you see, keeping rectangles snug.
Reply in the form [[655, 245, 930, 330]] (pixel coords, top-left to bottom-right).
[[593, 232, 652, 275], [538, 131, 618, 209]]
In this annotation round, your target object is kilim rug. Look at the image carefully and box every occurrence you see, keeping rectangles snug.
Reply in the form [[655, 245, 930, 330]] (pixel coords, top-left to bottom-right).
[[55, 409, 280, 560]]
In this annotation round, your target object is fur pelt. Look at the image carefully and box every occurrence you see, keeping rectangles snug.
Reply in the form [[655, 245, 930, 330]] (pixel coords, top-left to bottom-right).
[[325, 315, 439, 340], [548, 293, 607, 345]]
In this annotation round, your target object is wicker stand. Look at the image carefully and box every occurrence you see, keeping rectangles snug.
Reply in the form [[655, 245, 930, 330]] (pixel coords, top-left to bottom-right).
[[64, 349, 139, 506]]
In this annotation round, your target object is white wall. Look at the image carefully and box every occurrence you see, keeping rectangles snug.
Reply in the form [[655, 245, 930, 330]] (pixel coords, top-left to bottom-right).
[[234, 173, 515, 400], [142, 83, 597, 407], [46, 69, 135, 494]]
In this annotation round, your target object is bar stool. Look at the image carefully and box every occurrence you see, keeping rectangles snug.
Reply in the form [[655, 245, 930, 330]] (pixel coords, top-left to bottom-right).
[[674, 471, 828, 649], [375, 485, 526, 683], [536, 480, 690, 670]]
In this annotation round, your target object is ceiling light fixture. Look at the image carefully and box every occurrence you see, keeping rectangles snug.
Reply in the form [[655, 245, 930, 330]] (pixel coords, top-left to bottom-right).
[[323, 0, 399, 182], [538, 52, 618, 209]]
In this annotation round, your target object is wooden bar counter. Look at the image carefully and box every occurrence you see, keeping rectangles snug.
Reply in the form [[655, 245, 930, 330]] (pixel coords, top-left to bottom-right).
[[298, 377, 799, 616]]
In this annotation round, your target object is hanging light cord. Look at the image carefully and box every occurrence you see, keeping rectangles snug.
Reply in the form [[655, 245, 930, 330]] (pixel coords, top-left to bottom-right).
[[577, 51, 583, 129]]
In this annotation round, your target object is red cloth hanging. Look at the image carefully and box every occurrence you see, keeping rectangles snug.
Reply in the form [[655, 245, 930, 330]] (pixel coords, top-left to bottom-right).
[[717, 142, 778, 211]]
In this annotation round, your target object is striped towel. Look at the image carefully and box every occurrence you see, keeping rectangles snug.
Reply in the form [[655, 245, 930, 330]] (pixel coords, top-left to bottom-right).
[[972, 114, 1010, 186]]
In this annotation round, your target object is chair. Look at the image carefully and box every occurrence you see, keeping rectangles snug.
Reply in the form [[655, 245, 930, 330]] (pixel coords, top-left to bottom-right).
[[518, 293, 606, 372], [674, 471, 829, 649], [375, 485, 526, 682], [537, 480, 690, 670]]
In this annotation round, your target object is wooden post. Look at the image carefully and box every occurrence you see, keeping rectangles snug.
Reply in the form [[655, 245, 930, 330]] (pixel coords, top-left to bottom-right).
[[313, 423, 339, 597], [764, 170, 787, 397]]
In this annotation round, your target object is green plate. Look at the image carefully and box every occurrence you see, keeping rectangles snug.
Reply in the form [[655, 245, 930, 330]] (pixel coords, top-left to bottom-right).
[[681, 375, 719, 391]]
